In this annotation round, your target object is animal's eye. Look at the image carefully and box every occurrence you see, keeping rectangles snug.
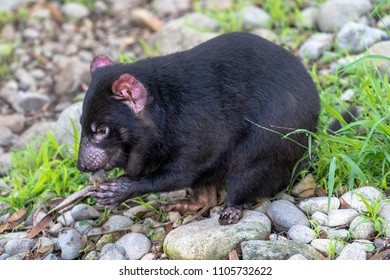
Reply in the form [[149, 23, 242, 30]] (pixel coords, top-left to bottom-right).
[[97, 126, 109, 136]]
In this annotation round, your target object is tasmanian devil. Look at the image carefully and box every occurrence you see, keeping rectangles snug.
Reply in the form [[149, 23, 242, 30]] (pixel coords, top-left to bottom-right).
[[77, 32, 320, 225]]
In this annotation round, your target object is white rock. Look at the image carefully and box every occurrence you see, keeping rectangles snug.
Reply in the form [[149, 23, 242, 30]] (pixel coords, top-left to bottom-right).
[[349, 216, 375, 239], [340, 186, 385, 212], [116, 233, 152, 260], [310, 239, 343, 257], [327, 209, 359, 227], [336, 242, 367, 260], [299, 197, 340, 215], [299, 33, 333, 60]]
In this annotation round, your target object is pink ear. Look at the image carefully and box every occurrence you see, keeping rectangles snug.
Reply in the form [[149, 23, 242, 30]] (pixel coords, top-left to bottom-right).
[[111, 74, 147, 113], [90, 55, 113, 74]]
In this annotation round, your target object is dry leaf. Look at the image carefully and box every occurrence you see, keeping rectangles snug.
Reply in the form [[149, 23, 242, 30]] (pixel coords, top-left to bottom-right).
[[0, 222, 12, 234], [339, 197, 352, 209], [7, 209, 27, 222], [27, 214, 53, 238], [229, 249, 239, 260]]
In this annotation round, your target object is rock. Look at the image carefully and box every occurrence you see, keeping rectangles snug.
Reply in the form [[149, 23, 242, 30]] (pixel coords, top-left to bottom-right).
[[11, 92, 51, 114], [0, 126, 17, 147], [149, 18, 218, 55], [0, 114, 25, 134], [101, 215, 134, 232], [49, 223, 63, 235], [288, 254, 308, 260], [340, 186, 385, 212], [266, 200, 309, 231], [58, 229, 83, 260], [22, 28, 40, 39], [319, 227, 350, 240], [291, 174, 317, 198], [242, 240, 325, 260], [54, 56, 90, 96], [116, 233, 151, 260], [299, 33, 333, 60], [57, 211, 75, 226], [141, 253, 156, 260], [237, 5, 271, 30], [378, 15, 390, 29], [0, 0, 36, 12], [75, 220, 94, 235], [0, 155, 12, 176], [168, 211, 182, 228], [129, 224, 152, 235], [349, 216, 375, 239], [311, 211, 328, 226], [43, 253, 58, 260], [15, 68, 37, 91], [253, 199, 271, 213], [4, 239, 35, 256], [164, 210, 271, 260], [71, 203, 100, 221], [37, 237, 55, 254], [130, 8, 163, 32], [310, 239, 343, 257], [316, 0, 372, 32], [62, 3, 90, 19], [336, 242, 366, 260], [100, 243, 126, 260], [368, 41, 390, 76], [95, 234, 117, 251], [84, 251, 99, 260], [123, 203, 158, 219], [250, 28, 277, 42], [183, 12, 221, 32], [341, 89, 355, 101], [288, 225, 316, 243], [327, 209, 359, 227], [55, 102, 82, 156], [14, 121, 57, 150], [379, 202, 390, 237], [298, 6, 318, 29], [337, 22, 388, 54], [152, 0, 191, 16], [298, 197, 340, 215]]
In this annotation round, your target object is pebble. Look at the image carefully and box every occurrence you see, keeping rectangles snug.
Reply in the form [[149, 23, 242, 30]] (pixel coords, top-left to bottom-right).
[[11, 92, 51, 115], [4, 239, 34, 256], [116, 233, 152, 260], [316, 0, 372, 32], [311, 211, 328, 226], [378, 15, 390, 29], [290, 174, 316, 198], [14, 121, 57, 150], [100, 243, 126, 260], [368, 41, 390, 76], [310, 239, 343, 257], [340, 186, 385, 212], [37, 237, 55, 254], [0, 126, 17, 147], [288, 225, 316, 243], [95, 234, 117, 251], [71, 203, 100, 221], [298, 6, 318, 29], [299, 197, 340, 215], [57, 210, 76, 226], [168, 211, 182, 228], [164, 211, 271, 260], [75, 220, 94, 235], [84, 251, 99, 260], [237, 5, 271, 30], [62, 3, 90, 19], [242, 240, 325, 260], [267, 200, 309, 231], [101, 215, 134, 232], [44, 253, 58, 260], [58, 229, 83, 260], [379, 202, 390, 237], [152, 0, 191, 16], [15, 68, 37, 91], [288, 254, 308, 260], [336, 242, 367, 260], [337, 22, 388, 53], [319, 227, 350, 240], [299, 33, 333, 60], [327, 209, 359, 227], [183, 12, 221, 32], [349, 216, 375, 239], [0, 114, 25, 134]]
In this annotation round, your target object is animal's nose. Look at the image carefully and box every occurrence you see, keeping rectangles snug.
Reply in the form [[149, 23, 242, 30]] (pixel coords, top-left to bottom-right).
[[77, 161, 88, 172]]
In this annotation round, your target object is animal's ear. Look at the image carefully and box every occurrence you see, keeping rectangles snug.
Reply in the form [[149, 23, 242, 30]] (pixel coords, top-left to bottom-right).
[[112, 74, 147, 113], [90, 55, 113, 74]]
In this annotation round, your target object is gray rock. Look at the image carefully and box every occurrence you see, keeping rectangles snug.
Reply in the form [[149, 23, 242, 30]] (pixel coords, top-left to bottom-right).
[[164, 210, 271, 260], [288, 225, 316, 243], [149, 18, 218, 56], [0, 254, 10, 260], [43, 253, 58, 260], [242, 240, 325, 260], [341, 89, 355, 101], [168, 211, 182, 228], [141, 253, 157, 260], [237, 5, 271, 30], [298, 6, 318, 29], [14, 121, 57, 150], [368, 41, 390, 76], [336, 242, 366, 260], [49, 223, 63, 235], [4, 238, 35, 256], [84, 251, 100, 260], [15, 68, 37, 91], [378, 15, 390, 30], [311, 211, 328, 226], [11, 92, 51, 114], [71, 203, 100, 221], [57, 211, 75, 226], [310, 239, 343, 257], [184, 12, 221, 32], [37, 237, 55, 254], [0, 0, 36, 11], [340, 186, 385, 212], [0, 126, 17, 147], [337, 22, 388, 54], [100, 243, 126, 260], [0, 114, 25, 134], [290, 173, 316, 198], [0, 232, 30, 247], [349, 216, 375, 239], [267, 200, 309, 231], [299, 197, 340, 215], [379, 201, 390, 237], [316, 0, 372, 32], [95, 234, 116, 251], [6, 253, 25, 260], [23, 28, 40, 39], [62, 3, 90, 19], [327, 209, 359, 227], [253, 199, 271, 214], [319, 226, 350, 240], [299, 33, 334, 60], [116, 233, 151, 260], [101, 215, 134, 232], [75, 220, 94, 235], [288, 254, 308, 260], [152, 0, 191, 16], [55, 102, 82, 156], [250, 28, 277, 42], [58, 229, 83, 260]]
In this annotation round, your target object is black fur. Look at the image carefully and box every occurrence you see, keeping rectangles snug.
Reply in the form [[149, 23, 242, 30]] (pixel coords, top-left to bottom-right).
[[77, 32, 320, 224]]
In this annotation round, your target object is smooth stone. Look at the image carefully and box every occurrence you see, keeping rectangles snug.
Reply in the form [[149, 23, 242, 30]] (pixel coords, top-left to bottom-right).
[[337, 22, 388, 53], [100, 243, 126, 260], [84, 251, 100, 260], [152, 0, 191, 16], [4, 239, 34, 256], [101, 215, 134, 232], [336, 242, 367, 260], [290, 174, 316, 198], [0, 126, 17, 147], [267, 200, 309, 231], [319, 226, 350, 240], [298, 6, 318, 29], [327, 209, 359, 227], [37, 237, 55, 254], [299, 33, 334, 60], [288, 225, 316, 243], [13, 121, 57, 150], [116, 233, 152, 260], [164, 210, 271, 260], [340, 186, 385, 212], [74, 220, 94, 235], [349, 216, 375, 239], [58, 229, 83, 260], [62, 2, 90, 19], [0, 154, 12, 176], [379, 201, 390, 237], [168, 211, 182, 228], [183, 12, 221, 32], [71, 203, 100, 221], [0, 114, 25, 134], [57, 211, 75, 226], [310, 239, 343, 257], [15, 68, 37, 91], [311, 211, 328, 226], [11, 92, 51, 114], [43, 253, 58, 260], [237, 5, 271, 30], [95, 234, 117, 251], [242, 240, 325, 260], [368, 41, 390, 76], [299, 197, 340, 215], [288, 254, 308, 260]]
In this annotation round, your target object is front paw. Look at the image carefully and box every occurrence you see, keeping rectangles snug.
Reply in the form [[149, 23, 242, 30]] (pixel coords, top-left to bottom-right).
[[93, 179, 136, 209]]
